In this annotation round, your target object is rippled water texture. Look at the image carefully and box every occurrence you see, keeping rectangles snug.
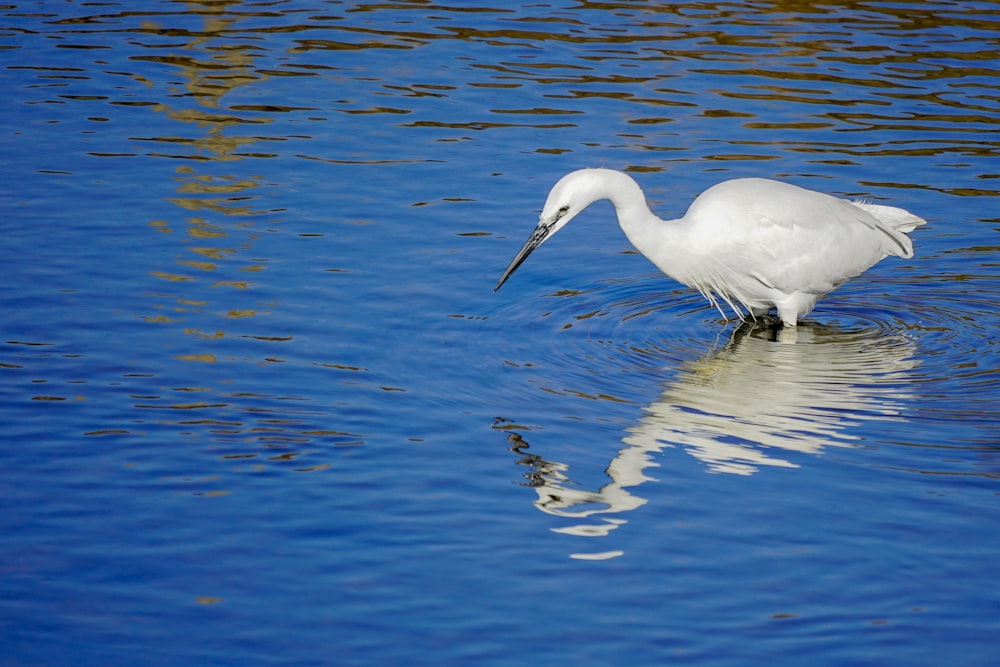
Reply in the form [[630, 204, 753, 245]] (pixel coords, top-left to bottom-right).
[[1, 2, 998, 665]]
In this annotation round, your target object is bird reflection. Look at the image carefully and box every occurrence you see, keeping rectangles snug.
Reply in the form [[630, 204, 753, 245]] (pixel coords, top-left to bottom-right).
[[499, 321, 918, 538]]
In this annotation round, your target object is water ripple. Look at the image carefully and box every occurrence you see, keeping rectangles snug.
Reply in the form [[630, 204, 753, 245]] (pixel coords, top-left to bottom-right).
[[3, 0, 1000, 662]]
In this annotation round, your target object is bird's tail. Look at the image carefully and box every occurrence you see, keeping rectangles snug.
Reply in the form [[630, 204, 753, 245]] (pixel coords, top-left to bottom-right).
[[851, 201, 927, 258], [853, 202, 927, 234]]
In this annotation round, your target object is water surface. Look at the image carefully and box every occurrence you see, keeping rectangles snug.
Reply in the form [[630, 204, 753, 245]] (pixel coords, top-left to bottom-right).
[[1, 2, 998, 665]]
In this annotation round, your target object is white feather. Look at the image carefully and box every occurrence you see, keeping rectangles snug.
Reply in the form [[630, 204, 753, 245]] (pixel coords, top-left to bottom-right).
[[496, 169, 926, 327]]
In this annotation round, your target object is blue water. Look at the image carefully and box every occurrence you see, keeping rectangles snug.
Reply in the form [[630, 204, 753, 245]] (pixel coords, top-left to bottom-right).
[[1, 2, 998, 665]]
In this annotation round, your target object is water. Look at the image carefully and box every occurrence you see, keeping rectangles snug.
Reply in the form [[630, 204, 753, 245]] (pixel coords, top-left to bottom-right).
[[1, 1, 998, 665]]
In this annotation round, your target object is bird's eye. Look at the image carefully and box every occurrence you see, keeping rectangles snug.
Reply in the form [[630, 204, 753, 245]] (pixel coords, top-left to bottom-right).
[[557, 205, 570, 216]]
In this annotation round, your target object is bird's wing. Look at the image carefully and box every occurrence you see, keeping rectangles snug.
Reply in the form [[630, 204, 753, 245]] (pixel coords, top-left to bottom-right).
[[684, 179, 904, 296]]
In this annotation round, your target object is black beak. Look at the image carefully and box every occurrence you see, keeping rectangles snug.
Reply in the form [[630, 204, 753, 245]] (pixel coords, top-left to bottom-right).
[[494, 221, 555, 292]]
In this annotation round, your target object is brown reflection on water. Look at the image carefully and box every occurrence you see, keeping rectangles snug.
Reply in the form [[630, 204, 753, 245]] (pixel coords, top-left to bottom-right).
[[293, 1, 1000, 166], [80, 0, 996, 172]]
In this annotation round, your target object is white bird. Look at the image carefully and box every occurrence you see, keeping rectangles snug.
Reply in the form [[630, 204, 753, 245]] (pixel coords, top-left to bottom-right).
[[495, 168, 925, 326]]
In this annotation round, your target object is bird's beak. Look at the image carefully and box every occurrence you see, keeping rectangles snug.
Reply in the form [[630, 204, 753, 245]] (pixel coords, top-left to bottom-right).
[[494, 218, 556, 292]]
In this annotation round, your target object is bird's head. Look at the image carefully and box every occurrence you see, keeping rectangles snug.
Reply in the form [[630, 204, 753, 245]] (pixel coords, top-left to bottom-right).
[[494, 169, 607, 292]]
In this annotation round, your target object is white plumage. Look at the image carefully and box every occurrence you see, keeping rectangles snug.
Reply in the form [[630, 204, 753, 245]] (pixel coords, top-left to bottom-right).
[[495, 168, 925, 326]]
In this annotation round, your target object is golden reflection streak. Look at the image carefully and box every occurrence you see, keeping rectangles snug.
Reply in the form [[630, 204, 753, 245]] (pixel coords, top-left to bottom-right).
[[134, 1, 285, 341]]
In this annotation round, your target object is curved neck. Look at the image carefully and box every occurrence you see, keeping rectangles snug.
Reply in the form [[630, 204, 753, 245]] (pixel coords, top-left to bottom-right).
[[597, 170, 676, 270]]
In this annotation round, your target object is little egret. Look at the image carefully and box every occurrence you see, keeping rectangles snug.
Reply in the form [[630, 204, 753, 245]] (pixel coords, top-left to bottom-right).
[[495, 168, 925, 326]]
